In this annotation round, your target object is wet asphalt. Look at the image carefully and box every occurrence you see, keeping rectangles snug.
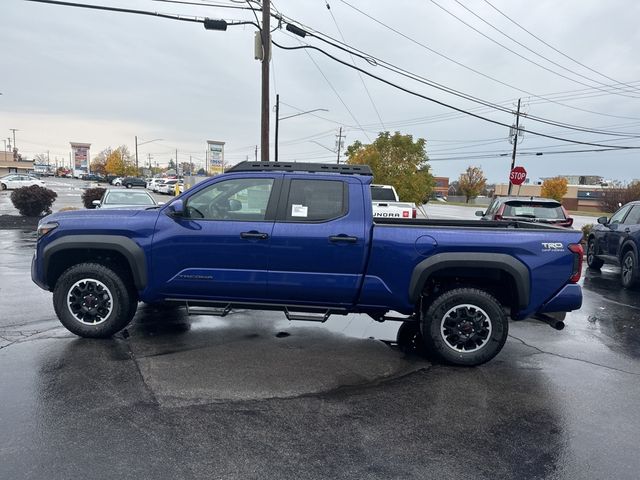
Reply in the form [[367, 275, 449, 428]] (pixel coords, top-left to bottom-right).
[[1, 193, 640, 479]]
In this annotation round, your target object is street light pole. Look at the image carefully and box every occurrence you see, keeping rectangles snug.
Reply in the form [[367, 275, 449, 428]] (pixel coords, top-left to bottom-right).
[[135, 137, 163, 173], [275, 101, 329, 162]]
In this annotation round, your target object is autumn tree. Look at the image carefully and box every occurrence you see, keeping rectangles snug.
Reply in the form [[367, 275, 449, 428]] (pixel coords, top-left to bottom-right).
[[346, 131, 433, 205], [91, 147, 111, 176], [458, 166, 487, 203], [104, 146, 136, 176], [541, 176, 568, 202]]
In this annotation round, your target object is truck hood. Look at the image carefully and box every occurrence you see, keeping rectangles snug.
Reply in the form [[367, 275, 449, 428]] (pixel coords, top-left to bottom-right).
[[41, 207, 157, 225]]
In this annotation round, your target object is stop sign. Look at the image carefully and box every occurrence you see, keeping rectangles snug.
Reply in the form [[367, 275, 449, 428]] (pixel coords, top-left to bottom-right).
[[509, 166, 527, 185]]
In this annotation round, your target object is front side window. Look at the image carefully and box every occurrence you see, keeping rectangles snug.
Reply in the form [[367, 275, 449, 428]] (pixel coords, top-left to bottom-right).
[[610, 204, 632, 224], [186, 178, 274, 221], [622, 205, 640, 225], [284, 179, 346, 222]]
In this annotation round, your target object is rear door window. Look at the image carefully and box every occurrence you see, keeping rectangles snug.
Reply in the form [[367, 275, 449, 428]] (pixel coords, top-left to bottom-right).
[[283, 179, 347, 222]]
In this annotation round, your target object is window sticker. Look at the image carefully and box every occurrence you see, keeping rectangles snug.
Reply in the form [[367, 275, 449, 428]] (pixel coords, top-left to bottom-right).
[[291, 204, 308, 217]]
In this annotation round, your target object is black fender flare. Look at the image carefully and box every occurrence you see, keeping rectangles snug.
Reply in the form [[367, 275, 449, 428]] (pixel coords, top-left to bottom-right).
[[409, 252, 530, 309], [42, 235, 147, 290]]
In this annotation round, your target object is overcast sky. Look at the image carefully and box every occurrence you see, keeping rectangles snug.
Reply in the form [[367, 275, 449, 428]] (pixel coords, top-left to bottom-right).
[[2, 0, 640, 183]]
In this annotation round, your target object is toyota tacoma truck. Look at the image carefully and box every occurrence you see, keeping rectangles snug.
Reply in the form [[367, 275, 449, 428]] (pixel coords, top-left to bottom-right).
[[32, 162, 583, 366]]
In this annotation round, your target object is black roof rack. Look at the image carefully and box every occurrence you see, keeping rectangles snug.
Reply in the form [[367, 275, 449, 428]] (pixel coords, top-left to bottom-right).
[[226, 161, 372, 176]]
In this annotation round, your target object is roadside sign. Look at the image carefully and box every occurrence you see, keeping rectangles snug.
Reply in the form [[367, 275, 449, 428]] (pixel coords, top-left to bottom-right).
[[510, 166, 527, 185]]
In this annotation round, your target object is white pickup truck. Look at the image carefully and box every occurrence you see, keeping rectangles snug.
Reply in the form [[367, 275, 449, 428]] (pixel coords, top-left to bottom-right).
[[371, 184, 417, 219]]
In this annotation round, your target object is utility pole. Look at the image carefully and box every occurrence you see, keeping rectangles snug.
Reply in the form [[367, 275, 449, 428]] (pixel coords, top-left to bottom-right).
[[47, 150, 50, 173], [335, 127, 346, 164], [260, 0, 271, 161], [147, 153, 153, 170], [507, 98, 522, 196], [175, 148, 178, 172], [9, 129, 18, 153], [255, 145, 258, 161], [274, 94, 279, 162], [135, 135, 139, 171]]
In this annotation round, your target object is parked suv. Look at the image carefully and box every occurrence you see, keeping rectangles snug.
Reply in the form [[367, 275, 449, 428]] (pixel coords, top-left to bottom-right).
[[477, 197, 573, 228], [120, 177, 147, 189], [586, 201, 640, 288]]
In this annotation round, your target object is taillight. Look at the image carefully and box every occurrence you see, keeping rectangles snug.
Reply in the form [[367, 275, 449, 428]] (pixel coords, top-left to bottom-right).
[[494, 204, 505, 221], [561, 207, 574, 227], [568, 243, 583, 283], [412, 207, 417, 218]]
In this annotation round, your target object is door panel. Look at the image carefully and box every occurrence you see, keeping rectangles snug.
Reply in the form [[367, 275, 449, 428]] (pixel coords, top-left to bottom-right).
[[267, 178, 367, 306], [150, 176, 279, 301]]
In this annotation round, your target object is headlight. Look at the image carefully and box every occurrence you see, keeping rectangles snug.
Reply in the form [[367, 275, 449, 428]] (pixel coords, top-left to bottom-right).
[[37, 222, 58, 239]]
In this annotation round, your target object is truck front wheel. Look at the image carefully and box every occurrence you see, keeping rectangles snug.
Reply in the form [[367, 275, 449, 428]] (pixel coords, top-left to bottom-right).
[[53, 263, 137, 338], [421, 288, 508, 366]]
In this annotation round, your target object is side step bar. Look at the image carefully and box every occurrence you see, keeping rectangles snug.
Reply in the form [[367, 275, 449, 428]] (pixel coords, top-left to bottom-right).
[[185, 302, 232, 318], [284, 307, 331, 323]]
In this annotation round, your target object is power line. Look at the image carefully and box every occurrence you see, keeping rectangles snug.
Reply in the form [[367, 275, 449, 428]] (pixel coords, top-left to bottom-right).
[[287, 30, 640, 138], [334, 0, 640, 121], [285, 33, 371, 142], [25, 0, 259, 26], [482, 0, 640, 95], [323, 0, 385, 130], [429, 0, 640, 98], [451, 0, 640, 97], [151, 0, 257, 11], [270, 40, 640, 150]]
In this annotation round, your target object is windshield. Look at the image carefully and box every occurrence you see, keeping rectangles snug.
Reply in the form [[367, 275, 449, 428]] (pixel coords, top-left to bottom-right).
[[105, 192, 155, 205]]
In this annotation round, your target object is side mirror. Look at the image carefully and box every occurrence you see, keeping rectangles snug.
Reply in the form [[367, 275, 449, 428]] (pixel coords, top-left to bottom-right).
[[92, 199, 101, 207], [167, 199, 185, 217], [597, 216, 608, 225], [158, 202, 165, 206], [229, 199, 242, 212], [475, 210, 484, 217]]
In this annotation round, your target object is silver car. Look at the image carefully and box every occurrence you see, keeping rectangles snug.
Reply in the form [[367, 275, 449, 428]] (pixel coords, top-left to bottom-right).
[[93, 189, 158, 209]]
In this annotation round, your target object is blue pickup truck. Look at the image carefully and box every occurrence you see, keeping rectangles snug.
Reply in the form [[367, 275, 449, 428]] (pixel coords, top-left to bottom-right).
[[32, 162, 583, 366]]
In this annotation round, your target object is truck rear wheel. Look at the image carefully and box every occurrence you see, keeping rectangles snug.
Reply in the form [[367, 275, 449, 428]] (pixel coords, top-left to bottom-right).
[[53, 263, 137, 338], [421, 288, 508, 366]]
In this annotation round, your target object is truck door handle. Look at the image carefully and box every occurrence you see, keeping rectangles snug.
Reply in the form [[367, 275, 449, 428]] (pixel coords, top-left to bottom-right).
[[329, 235, 358, 243], [240, 231, 269, 240], [625, 228, 631, 233]]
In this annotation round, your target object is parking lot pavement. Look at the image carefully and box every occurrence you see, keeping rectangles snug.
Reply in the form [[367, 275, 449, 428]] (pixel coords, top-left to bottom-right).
[[0, 177, 170, 215], [2, 234, 640, 479]]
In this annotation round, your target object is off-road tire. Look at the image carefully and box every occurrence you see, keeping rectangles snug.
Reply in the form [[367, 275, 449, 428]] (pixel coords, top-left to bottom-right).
[[621, 250, 637, 289], [587, 238, 604, 270], [421, 288, 508, 366], [53, 263, 136, 338]]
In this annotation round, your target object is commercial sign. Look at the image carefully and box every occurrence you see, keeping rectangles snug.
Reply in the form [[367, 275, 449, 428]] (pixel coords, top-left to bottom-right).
[[71, 142, 91, 177], [207, 140, 225, 175]]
